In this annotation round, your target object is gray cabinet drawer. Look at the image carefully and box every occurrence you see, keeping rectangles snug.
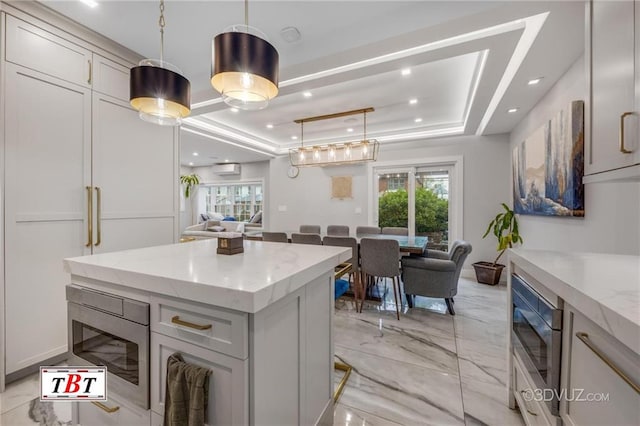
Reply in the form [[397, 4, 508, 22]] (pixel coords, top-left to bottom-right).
[[150, 295, 248, 359]]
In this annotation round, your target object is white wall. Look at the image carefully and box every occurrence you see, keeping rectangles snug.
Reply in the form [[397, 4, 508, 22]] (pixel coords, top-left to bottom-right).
[[269, 134, 511, 267], [509, 56, 640, 255]]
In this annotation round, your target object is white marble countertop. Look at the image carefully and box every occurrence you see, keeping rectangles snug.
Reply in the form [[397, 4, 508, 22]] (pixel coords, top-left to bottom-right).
[[509, 249, 640, 355], [64, 239, 351, 314]]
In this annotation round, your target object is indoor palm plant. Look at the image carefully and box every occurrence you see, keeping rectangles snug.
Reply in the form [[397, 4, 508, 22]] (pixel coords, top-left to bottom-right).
[[473, 203, 523, 285], [180, 173, 200, 199]]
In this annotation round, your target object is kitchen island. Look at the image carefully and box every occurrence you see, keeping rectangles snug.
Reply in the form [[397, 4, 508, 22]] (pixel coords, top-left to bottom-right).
[[508, 249, 640, 426], [64, 238, 351, 426]]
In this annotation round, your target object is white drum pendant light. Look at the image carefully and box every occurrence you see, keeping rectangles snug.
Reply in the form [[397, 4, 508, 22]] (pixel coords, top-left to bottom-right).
[[130, 0, 191, 126], [211, 0, 279, 110]]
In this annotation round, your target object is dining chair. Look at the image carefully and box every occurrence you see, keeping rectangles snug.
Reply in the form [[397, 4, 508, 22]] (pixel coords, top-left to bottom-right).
[[327, 225, 349, 236], [356, 226, 380, 235], [359, 238, 402, 320], [262, 232, 289, 243], [300, 225, 321, 234], [323, 236, 360, 308], [401, 240, 472, 315], [291, 233, 322, 245], [381, 227, 409, 235]]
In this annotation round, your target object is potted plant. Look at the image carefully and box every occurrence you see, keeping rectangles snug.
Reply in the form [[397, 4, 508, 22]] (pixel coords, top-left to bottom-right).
[[473, 203, 523, 285], [180, 173, 200, 199]]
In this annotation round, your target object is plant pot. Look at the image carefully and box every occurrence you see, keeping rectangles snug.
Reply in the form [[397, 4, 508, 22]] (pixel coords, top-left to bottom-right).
[[472, 261, 505, 285]]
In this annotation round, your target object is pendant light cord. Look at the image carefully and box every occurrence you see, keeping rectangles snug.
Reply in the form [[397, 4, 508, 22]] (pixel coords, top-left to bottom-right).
[[363, 111, 367, 141], [245, 0, 249, 27], [301, 122, 304, 148], [159, 0, 165, 63]]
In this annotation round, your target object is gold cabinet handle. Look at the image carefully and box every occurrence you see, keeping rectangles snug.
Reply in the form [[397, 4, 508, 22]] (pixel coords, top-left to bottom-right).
[[91, 401, 119, 413], [619, 111, 635, 154], [519, 391, 538, 416], [95, 187, 101, 246], [86, 186, 93, 247], [576, 332, 640, 394], [88, 60, 92, 85], [171, 315, 212, 330]]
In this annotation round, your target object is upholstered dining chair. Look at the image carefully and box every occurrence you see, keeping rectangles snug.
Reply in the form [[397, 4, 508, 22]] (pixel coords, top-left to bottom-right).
[[359, 238, 402, 320], [299, 225, 321, 234], [355, 226, 380, 235], [400, 240, 472, 315], [291, 233, 322, 245], [323, 236, 359, 307], [262, 232, 288, 243], [327, 225, 349, 236], [381, 227, 409, 235]]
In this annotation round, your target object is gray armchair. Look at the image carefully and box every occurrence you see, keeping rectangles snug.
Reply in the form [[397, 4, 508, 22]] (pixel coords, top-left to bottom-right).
[[400, 240, 472, 315]]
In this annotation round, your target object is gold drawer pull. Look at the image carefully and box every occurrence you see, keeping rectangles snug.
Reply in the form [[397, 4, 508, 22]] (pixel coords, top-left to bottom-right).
[[171, 315, 212, 330], [519, 391, 538, 416], [576, 332, 640, 394], [92, 401, 119, 413], [619, 111, 635, 154]]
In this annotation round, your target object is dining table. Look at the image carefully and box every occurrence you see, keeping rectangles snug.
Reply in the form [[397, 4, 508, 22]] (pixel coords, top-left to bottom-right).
[[245, 230, 428, 255]]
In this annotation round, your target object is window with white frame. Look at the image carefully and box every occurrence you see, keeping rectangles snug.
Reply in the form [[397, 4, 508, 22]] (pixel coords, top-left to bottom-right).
[[203, 182, 263, 222]]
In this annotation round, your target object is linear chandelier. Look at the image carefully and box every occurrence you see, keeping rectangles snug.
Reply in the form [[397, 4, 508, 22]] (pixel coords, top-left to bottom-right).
[[289, 108, 379, 167], [130, 0, 191, 126]]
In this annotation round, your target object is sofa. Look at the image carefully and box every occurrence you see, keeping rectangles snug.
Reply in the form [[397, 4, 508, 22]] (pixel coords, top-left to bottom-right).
[[181, 220, 262, 240]]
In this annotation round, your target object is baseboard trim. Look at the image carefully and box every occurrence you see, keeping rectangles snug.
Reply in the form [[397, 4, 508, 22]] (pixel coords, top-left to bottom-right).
[[6, 353, 68, 385]]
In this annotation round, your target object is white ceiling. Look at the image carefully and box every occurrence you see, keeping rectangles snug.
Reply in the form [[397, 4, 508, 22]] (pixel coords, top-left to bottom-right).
[[41, 1, 585, 167]]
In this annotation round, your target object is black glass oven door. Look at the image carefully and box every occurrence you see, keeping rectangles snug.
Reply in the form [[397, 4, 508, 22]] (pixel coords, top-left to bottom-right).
[[512, 291, 552, 383]]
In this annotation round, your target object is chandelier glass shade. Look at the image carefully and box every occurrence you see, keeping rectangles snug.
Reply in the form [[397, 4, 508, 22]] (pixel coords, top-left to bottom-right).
[[211, 28, 279, 110], [129, 0, 191, 126], [289, 108, 379, 167], [211, 1, 279, 110]]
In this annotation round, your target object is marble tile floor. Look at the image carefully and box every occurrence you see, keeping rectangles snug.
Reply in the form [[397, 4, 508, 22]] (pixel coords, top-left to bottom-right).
[[332, 277, 524, 426], [0, 278, 522, 426]]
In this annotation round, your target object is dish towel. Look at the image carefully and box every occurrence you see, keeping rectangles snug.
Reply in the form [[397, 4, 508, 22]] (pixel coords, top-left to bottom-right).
[[164, 353, 212, 426]]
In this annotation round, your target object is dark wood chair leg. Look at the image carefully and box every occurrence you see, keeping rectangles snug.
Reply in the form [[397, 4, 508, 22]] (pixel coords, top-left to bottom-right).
[[445, 298, 455, 315], [406, 294, 414, 308], [392, 276, 400, 320]]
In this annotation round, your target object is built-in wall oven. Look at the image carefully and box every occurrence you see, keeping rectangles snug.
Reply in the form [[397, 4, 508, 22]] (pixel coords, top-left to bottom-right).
[[511, 273, 562, 416], [66, 284, 150, 409]]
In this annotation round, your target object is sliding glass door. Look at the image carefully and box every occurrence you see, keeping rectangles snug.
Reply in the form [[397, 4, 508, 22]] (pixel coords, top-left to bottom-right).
[[373, 163, 454, 250]]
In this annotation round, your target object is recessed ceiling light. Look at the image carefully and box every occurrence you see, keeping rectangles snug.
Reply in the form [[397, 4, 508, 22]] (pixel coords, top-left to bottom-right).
[[414, 118, 423, 123], [280, 26, 301, 43], [230, 107, 239, 112], [79, 0, 98, 8], [291, 136, 298, 140], [409, 98, 418, 105], [347, 128, 354, 132], [528, 77, 543, 85], [224, 159, 229, 163], [188, 162, 194, 166], [192, 152, 199, 156], [401, 68, 411, 76], [303, 91, 313, 98], [508, 108, 519, 113], [266, 124, 274, 129]]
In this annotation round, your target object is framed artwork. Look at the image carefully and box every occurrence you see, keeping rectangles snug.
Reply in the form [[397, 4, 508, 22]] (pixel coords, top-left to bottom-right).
[[512, 100, 584, 217], [331, 176, 352, 199]]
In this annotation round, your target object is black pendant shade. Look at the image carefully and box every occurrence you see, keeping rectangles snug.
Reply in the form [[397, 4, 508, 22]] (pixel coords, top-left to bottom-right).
[[130, 64, 191, 126], [211, 31, 279, 110]]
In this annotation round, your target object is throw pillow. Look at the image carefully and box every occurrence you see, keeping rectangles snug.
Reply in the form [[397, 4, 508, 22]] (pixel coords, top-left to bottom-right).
[[207, 226, 226, 232], [208, 211, 225, 221], [206, 220, 221, 228], [249, 211, 262, 224], [222, 216, 236, 221]]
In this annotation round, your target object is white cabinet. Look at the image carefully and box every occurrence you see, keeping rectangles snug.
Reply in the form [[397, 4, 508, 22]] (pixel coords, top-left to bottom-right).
[[560, 305, 640, 426], [150, 332, 248, 426], [585, 0, 640, 181], [1, 10, 178, 376], [3, 63, 92, 373], [74, 392, 151, 426]]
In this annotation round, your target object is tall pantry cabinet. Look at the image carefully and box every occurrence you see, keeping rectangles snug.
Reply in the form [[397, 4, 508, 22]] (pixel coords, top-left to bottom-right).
[[0, 3, 179, 380]]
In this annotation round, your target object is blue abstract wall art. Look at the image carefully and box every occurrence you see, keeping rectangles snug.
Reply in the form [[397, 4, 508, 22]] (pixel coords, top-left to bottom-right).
[[512, 100, 584, 217]]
